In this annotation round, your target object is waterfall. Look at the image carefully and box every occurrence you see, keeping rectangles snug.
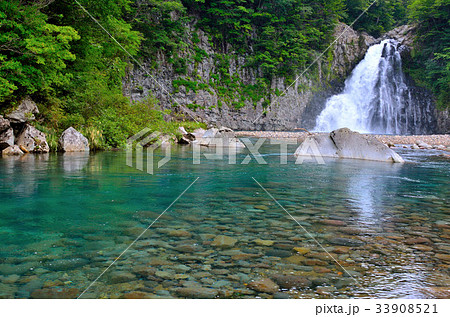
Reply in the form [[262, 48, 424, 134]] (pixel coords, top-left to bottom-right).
[[314, 39, 436, 135]]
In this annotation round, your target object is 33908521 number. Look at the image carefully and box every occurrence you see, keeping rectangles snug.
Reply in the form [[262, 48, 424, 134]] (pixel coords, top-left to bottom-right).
[[375, 304, 438, 314]]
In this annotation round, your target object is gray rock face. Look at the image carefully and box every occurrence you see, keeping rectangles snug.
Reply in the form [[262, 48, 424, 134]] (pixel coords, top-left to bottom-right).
[[0, 128, 14, 151], [58, 127, 89, 152], [191, 128, 206, 139], [0, 115, 10, 132], [331, 22, 376, 79], [0, 116, 14, 151], [381, 24, 416, 58], [16, 125, 50, 153], [0, 128, 14, 150], [295, 128, 404, 163], [436, 108, 450, 134], [6, 97, 39, 124]]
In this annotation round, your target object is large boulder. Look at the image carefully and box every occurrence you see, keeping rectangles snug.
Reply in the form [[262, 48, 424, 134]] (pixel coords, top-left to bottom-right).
[[2, 145, 24, 156], [0, 116, 14, 151], [16, 125, 49, 153], [295, 128, 404, 163], [5, 97, 39, 124], [299, 134, 339, 158], [58, 127, 89, 152], [191, 128, 206, 139]]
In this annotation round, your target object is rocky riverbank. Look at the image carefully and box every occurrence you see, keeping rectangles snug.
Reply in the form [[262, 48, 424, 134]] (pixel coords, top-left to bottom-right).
[[0, 98, 90, 156], [235, 131, 450, 150]]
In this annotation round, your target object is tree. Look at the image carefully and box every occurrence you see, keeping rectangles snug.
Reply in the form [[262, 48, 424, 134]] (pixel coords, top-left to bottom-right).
[[343, 0, 409, 37], [0, 1, 79, 104], [407, 0, 450, 108]]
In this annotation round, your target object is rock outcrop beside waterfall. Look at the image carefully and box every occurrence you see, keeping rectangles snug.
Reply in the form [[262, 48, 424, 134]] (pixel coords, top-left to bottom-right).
[[381, 24, 448, 134], [124, 22, 375, 131]]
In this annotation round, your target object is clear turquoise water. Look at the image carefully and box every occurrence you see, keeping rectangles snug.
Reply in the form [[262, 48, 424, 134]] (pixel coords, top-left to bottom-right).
[[0, 142, 449, 298]]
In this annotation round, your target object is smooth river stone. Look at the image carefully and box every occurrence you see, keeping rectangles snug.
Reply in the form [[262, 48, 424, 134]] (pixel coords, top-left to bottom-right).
[[293, 247, 311, 255], [327, 238, 365, 247], [120, 291, 152, 299], [254, 239, 275, 246], [0, 262, 37, 275], [175, 287, 218, 299], [285, 255, 306, 265], [0, 284, 18, 299], [2, 274, 20, 284], [254, 205, 270, 210], [44, 258, 89, 271], [31, 288, 80, 299], [333, 246, 351, 254], [405, 237, 432, 245], [266, 249, 291, 258], [271, 274, 312, 289], [247, 278, 279, 294], [232, 253, 261, 261], [412, 245, 434, 252], [320, 219, 347, 226], [435, 254, 450, 262], [168, 230, 192, 237], [210, 235, 238, 248], [110, 271, 136, 284]]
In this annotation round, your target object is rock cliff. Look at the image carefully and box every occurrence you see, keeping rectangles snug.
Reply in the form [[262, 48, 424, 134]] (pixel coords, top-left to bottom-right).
[[124, 22, 375, 131]]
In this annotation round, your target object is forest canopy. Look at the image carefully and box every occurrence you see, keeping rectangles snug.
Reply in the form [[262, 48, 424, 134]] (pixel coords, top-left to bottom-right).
[[0, 0, 448, 148]]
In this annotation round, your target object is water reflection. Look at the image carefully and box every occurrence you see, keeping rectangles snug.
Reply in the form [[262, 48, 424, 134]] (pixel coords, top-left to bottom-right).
[[344, 161, 403, 223], [60, 152, 90, 173]]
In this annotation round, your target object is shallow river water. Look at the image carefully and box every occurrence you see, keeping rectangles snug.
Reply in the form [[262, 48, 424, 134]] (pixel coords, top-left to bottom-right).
[[0, 141, 449, 298]]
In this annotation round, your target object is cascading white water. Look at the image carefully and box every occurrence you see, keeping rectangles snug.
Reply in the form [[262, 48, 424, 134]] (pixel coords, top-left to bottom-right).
[[314, 39, 435, 135]]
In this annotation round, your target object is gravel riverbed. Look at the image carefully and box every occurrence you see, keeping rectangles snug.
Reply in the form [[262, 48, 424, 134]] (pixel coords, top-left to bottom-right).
[[235, 131, 450, 149]]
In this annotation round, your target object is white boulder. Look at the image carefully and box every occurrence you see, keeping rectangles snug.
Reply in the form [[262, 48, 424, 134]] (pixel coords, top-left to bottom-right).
[[58, 127, 89, 152], [295, 128, 404, 163]]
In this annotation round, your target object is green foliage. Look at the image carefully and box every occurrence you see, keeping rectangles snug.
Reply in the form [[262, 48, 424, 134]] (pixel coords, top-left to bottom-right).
[[33, 121, 59, 152], [0, 1, 80, 103], [173, 78, 209, 93], [184, 0, 344, 78], [130, 0, 187, 57], [406, 0, 450, 109], [81, 126, 105, 151], [343, 0, 410, 37]]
